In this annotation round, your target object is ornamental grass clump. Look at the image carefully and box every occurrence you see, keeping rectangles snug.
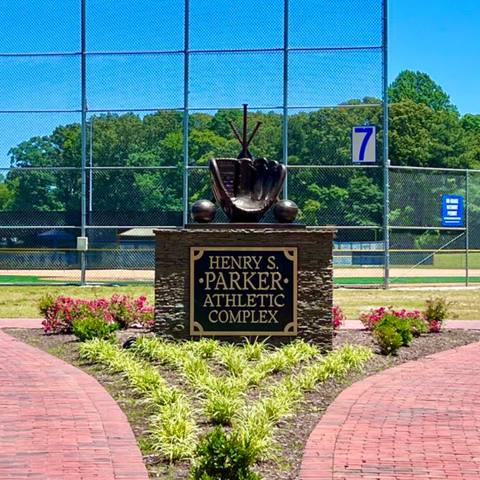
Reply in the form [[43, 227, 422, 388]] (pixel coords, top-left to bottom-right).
[[202, 377, 246, 425], [130, 335, 179, 364], [149, 398, 198, 462], [80, 339, 197, 461], [233, 405, 276, 457], [242, 337, 268, 360], [180, 353, 212, 385], [281, 339, 319, 364], [216, 344, 249, 376], [186, 338, 220, 359], [258, 377, 304, 422]]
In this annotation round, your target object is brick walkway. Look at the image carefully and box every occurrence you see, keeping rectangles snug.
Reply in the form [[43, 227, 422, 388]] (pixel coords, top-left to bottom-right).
[[0, 323, 149, 479], [300, 341, 480, 480], [4, 318, 480, 479], [0, 318, 42, 329]]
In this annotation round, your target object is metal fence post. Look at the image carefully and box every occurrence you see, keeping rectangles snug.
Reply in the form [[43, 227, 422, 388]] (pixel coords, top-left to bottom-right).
[[80, 0, 87, 285], [466, 169, 470, 286], [182, 0, 190, 227], [88, 117, 93, 227], [282, 0, 289, 200], [382, 0, 390, 288]]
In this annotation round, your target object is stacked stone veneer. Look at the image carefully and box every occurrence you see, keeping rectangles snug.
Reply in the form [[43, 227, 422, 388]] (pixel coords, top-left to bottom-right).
[[154, 228, 335, 350]]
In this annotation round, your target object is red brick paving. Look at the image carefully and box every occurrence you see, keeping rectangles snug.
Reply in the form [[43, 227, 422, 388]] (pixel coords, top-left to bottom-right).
[[4, 317, 480, 479], [0, 327, 149, 479], [300, 341, 480, 480], [0, 318, 42, 329]]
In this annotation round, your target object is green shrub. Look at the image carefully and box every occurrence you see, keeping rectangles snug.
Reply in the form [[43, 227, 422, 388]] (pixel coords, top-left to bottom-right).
[[72, 317, 119, 342], [373, 326, 403, 355], [424, 297, 452, 332], [190, 426, 261, 480], [409, 318, 428, 337], [38, 293, 56, 317], [375, 314, 413, 346]]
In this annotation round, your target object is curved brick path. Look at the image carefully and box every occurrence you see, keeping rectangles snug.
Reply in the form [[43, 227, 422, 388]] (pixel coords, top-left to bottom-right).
[[300, 341, 480, 480], [0, 322, 149, 479]]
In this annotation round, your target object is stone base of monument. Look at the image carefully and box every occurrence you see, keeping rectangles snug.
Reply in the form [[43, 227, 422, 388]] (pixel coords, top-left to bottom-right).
[[154, 226, 335, 350]]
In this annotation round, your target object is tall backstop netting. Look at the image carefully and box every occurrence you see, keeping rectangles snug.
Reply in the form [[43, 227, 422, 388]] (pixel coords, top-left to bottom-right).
[[10, 0, 468, 288]]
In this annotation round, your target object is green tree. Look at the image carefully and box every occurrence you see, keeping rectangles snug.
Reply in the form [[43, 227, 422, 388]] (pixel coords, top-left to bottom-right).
[[7, 127, 82, 211], [389, 70, 458, 114], [0, 174, 13, 210], [461, 114, 480, 134], [389, 100, 475, 169]]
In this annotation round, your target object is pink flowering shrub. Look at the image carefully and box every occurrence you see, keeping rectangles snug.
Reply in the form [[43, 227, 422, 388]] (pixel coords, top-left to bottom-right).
[[428, 320, 441, 333], [359, 306, 423, 331], [333, 305, 346, 330], [108, 294, 154, 329], [39, 294, 154, 334]]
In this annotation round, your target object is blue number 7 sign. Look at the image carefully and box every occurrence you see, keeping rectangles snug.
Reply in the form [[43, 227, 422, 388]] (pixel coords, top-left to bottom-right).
[[352, 126, 376, 163]]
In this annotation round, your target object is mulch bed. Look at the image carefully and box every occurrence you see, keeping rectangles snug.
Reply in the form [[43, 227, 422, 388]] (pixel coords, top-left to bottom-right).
[[5, 327, 480, 480]]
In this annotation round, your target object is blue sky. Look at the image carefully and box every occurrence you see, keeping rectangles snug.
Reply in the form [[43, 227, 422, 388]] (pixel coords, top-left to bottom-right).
[[389, 0, 480, 115], [0, 0, 479, 168]]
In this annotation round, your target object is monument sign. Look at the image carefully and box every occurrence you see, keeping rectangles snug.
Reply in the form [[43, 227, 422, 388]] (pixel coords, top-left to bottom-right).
[[190, 247, 297, 336]]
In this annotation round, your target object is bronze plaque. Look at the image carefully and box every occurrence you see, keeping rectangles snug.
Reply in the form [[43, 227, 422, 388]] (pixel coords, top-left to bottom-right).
[[190, 247, 297, 336]]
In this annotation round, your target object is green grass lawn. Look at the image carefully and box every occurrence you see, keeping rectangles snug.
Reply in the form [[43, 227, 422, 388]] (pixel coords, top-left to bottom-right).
[[337, 276, 480, 285], [1, 284, 480, 320], [0, 275, 53, 283], [433, 252, 480, 269]]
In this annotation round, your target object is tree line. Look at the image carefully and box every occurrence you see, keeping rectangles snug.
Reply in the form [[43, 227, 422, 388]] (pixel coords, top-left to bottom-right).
[[1, 70, 479, 230]]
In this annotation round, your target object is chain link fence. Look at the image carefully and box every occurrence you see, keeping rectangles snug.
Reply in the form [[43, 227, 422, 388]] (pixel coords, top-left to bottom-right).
[[0, 0, 394, 287], [388, 166, 476, 286]]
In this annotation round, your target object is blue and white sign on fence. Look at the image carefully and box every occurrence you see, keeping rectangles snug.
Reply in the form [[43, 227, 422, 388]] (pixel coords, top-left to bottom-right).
[[352, 126, 376, 163], [442, 195, 464, 227]]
